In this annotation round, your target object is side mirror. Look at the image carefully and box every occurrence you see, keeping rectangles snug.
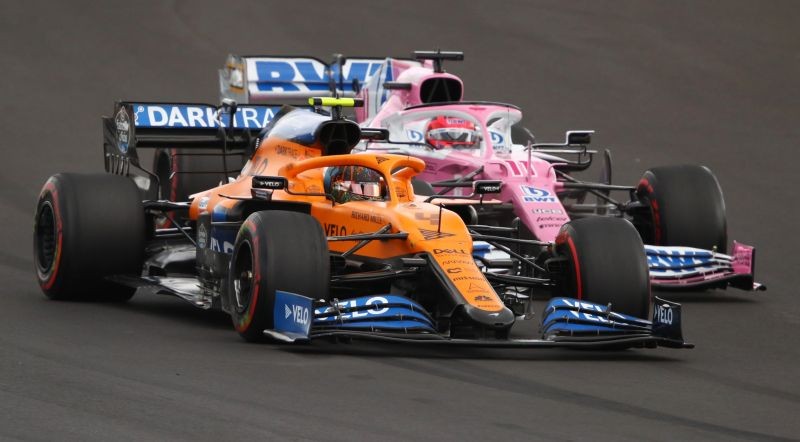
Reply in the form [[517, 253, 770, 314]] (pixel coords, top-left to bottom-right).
[[424, 179, 501, 203], [566, 130, 593, 146], [252, 175, 287, 190], [360, 128, 390, 142], [473, 180, 503, 195], [384, 82, 412, 90]]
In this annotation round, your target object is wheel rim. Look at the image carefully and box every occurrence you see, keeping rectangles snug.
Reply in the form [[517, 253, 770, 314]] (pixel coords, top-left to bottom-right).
[[35, 201, 57, 275], [232, 240, 254, 314]]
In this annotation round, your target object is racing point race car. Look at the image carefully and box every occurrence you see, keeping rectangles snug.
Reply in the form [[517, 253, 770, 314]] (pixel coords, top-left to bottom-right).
[[217, 50, 764, 293], [32, 97, 691, 350]]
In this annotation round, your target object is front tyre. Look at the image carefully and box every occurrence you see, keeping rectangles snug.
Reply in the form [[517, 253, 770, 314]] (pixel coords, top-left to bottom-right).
[[228, 211, 330, 342], [555, 217, 650, 318], [33, 173, 145, 301], [634, 165, 727, 253]]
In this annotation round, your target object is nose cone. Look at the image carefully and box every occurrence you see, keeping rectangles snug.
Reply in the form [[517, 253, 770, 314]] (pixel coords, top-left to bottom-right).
[[461, 304, 516, 331]]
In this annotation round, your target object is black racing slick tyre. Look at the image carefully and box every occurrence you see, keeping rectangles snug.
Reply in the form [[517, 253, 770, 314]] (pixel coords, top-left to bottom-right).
[[635, 165, 727, 253], [555, 217, 650, 319], [33, 173, 145, 301], [228, 211, 330, 342]]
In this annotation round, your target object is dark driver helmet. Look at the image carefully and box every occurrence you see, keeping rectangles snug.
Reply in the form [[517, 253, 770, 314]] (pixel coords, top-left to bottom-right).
[[324, 166, 387, 203]]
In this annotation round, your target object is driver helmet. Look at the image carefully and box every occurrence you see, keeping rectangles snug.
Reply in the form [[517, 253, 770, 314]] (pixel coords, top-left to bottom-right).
[[325, 166, 386, 203], [425, 116, 481, 149]]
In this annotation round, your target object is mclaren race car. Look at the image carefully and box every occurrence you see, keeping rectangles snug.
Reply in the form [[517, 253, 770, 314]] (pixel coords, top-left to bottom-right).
[[33, 97, 690, 350]]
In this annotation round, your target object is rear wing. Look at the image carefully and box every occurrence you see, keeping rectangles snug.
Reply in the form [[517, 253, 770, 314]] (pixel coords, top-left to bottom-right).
[[103, 101, 282, 198], [219, 54, 421, 104]]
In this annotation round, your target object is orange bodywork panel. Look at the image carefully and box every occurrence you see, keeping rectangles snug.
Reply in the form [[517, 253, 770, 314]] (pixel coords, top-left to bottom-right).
[[188, 136, 505, 313]]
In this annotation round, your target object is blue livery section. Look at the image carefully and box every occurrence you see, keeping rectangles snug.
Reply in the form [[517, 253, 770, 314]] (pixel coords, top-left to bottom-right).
[[253, 59, 384, 93], [246, 57, 389, 95], [489, 131, 505, 146], [273, 291, 313, 339], [472, 241, 491, 259], [541, 297, 685, 343], [645, 245, 733, 280], [267, 294, 688, 348], [211, 204, 230, 223], [650, 297, 685, 342], [520, 185, 558, 203], [541, 297, 652, 338], [313, 295, 436, 333], [132, 103, 281, 129], [264, 108, 329, 147], [209, 225, 236, 254], [646, 245, 717, 270]]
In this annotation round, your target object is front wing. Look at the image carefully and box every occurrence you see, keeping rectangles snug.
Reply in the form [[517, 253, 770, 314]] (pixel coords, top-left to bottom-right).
[[646, 241, 765, 291], [266, 293, 692, 350], [474, 240, 764, 292]]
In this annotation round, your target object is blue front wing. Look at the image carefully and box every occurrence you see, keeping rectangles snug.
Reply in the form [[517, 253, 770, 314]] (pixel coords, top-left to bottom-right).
[[267, 292, 691, 349]]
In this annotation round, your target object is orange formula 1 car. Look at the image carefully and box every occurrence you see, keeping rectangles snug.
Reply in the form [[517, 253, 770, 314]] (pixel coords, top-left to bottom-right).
[[32, 98, 690, 350]]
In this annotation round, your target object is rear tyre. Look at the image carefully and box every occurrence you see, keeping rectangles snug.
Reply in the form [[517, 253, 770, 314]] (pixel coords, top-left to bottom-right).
[[634, 165, 727, 253], [33, 173, 145, 301], [228, 211, 330, 342], [555, 217, 650, 318]]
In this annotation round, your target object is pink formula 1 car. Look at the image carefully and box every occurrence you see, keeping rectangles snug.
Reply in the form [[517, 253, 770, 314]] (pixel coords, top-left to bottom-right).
[[218, 51, 763, 293], [349, 51, 763, 292]]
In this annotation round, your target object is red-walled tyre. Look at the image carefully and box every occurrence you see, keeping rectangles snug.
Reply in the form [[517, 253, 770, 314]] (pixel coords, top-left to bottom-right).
[[555, 217, 650, 319], [33, 173, 145, 301], [228, 211, 330, 342], [635, 165, 727, 253]]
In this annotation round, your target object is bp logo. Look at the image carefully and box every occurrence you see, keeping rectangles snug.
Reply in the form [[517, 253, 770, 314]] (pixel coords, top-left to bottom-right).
[[520, 185, 557, 203], [490, 131, 504, 145], [115, 107, 131, 154], [407, 129, 424, 142]]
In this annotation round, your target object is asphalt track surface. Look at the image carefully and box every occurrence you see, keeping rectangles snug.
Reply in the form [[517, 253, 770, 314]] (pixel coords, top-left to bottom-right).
[[2, 1, 799, 440]]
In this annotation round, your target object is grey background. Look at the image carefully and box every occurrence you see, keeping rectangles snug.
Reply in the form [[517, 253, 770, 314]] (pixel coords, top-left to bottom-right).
[[1, 1, 798, 440]]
